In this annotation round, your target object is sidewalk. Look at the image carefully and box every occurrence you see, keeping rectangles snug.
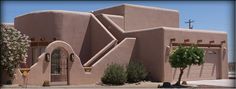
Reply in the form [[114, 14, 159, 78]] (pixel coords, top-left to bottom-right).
[[1, 79, 235, 88]]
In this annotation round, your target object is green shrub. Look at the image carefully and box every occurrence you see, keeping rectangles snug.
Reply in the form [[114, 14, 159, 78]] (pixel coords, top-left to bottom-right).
[[127, 61, 147, 83], [101, 64, 127, 85], [0, 25, 30, 77]]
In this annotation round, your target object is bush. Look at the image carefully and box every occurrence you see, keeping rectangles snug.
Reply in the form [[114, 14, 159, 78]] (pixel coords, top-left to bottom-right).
[[0, 25, 30, 77], [101, 64, 127, 85], [126, 61, 147, 83]]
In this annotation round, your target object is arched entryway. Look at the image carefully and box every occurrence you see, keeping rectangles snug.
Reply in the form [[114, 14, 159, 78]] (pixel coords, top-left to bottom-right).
[[51, 47, 69, 85]]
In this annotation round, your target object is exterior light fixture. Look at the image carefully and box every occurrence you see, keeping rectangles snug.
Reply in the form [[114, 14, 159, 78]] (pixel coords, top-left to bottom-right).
[[45, 53, 50, 62], [70, 53, 75, 62]]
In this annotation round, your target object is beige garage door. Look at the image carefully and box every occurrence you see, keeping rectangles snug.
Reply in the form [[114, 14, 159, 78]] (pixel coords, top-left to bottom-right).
[[172, 48, 220, 81]]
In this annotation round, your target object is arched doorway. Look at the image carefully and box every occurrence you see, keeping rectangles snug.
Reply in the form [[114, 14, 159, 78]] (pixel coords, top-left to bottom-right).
[[51, 47, 69, 85]]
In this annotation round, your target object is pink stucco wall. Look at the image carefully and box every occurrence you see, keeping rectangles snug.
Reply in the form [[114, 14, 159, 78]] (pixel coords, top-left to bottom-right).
[[93, 4, 179, 31], [18, 38, 135, 85], [95, 6, 228, 82], [2, 4, 228, 85]]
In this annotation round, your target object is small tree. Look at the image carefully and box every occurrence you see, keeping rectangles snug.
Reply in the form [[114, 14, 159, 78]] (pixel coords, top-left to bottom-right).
[[169, 45, 204, 86], [0, 25, 30, 78]]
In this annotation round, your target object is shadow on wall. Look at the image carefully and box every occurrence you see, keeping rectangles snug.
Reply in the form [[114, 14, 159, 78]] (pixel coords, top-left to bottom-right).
[[79, 15, 116, 65]]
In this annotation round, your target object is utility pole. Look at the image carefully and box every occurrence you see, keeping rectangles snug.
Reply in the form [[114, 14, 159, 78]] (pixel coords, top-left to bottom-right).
[[185, 19, 194, 29]]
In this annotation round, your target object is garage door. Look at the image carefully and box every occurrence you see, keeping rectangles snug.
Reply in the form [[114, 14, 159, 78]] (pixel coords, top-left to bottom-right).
[[172, 48, 220, 81]]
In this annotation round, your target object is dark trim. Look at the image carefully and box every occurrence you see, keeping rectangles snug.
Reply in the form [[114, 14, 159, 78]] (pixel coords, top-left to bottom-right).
[[30, 41, 52, 46], [172, 43, 222, 47]]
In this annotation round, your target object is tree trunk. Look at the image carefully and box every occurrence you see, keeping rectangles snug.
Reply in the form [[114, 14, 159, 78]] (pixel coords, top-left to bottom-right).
[[175, 68, 185, 86]]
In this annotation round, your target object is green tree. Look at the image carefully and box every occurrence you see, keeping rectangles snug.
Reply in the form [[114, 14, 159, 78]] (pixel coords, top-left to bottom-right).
[[0, 25, 30, 77], [169, 45, 204, 86]]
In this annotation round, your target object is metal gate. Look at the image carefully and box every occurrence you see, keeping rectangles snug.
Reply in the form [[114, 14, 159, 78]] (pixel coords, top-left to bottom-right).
[[51, 47, 69, 85]]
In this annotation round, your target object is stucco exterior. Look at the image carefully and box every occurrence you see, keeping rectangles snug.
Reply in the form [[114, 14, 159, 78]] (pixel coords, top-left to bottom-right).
[[1, 4, 228, 85]]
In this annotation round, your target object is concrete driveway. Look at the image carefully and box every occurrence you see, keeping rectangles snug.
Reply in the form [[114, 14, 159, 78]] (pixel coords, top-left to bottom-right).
[[188, 79, 235, 87]]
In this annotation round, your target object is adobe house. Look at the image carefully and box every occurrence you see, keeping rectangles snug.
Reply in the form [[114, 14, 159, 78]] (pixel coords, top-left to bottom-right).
[[1, 4, 228, 85]]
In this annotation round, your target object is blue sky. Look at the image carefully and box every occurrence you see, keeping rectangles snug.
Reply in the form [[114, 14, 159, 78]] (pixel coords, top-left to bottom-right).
[[2, 1, 234, 62]]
